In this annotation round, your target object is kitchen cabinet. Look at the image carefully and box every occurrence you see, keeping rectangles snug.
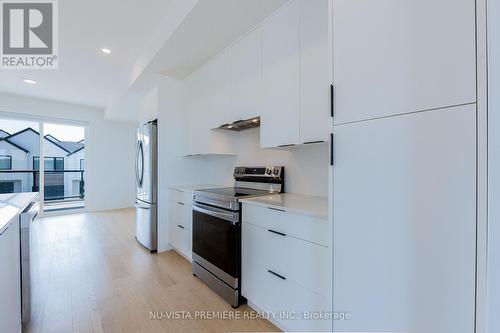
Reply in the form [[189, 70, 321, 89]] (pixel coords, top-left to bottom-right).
[[261, 0, 301, 148], [180, 0, 330, 151], [230, 27, 262, 122], [332, 0, 476, 124], [0, 218, 21, 333], [241, 202, 331, 332], [261, 0, 330, 148], [167, 189, 194, 260], [332, 104, 476, 332], [181, 67, 238, 156], [299, 0, 331, 143]]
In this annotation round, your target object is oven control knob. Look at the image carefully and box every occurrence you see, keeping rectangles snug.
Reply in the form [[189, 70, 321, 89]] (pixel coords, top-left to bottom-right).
[[273, 168, 279, 175], [265, 169, 272, 175]]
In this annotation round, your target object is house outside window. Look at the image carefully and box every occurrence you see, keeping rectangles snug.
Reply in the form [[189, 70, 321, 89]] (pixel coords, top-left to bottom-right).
[[33, 156, 65, 199], [0, 155, 12, 170], [80, 159, 85, 171], [33, 157, 64, 171], [0, 181, 14, 194]]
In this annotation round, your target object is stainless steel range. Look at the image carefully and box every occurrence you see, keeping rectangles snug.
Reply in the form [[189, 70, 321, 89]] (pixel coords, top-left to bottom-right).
[[192, 166, 284, 308]]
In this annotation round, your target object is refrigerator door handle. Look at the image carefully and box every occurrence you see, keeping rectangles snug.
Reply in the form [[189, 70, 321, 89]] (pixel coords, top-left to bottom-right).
[[135, 202, 151, 210], [135, 140, 140, 187], [136, 140, 144, 187]]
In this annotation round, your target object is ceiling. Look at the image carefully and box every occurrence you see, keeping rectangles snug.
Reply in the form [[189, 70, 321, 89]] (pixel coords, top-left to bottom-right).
[[106, 0, 287, 122], [0, 0, 288, 122], [0, 0, 176, 109]]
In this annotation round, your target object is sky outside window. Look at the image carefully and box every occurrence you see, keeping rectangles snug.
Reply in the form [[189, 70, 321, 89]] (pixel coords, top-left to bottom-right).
[[0, 119, 84, 142]]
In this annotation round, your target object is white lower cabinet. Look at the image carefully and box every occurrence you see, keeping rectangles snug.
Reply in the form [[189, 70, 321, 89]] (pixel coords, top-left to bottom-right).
[[242, 204, 332, 332], [168, 190, 193, 261], [168, 222, 192, 261], [0, 218, 21, 333]]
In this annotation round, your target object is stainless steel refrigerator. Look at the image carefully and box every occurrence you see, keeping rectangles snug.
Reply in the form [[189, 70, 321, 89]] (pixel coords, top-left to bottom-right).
[[135, 120, 157, 252]]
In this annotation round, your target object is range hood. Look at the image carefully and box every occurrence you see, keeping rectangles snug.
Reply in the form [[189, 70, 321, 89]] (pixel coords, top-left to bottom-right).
[[218, 116, 260, 131]]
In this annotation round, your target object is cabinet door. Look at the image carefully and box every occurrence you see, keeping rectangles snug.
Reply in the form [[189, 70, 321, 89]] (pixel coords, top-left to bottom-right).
[[230, 27, 262, 121], [181, 72, 204, 155], [0, 219, 21, 333], [332, 105, 476, 332], [332, 0, 476, 124], [181, 66, 238, 156], [261, 0, 300, 148], [299, 0, 331, 143], [206, 49, 232, 128]]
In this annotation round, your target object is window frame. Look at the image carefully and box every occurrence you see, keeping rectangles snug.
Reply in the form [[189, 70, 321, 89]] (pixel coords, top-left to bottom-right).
[[0, 155, 12, 170], [33, 156, 65, 171]]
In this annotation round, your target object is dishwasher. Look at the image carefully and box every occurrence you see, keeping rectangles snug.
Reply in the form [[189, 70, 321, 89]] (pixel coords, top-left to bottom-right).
[[20, 200, 38, 324]]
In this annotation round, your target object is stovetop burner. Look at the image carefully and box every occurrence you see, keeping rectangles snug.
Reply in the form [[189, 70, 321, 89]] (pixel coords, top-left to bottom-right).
[[193, 166, 284, 211]]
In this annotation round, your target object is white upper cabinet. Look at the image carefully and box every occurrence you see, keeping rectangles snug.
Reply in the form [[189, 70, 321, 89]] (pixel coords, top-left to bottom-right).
[[332, 105, 476, 332], [181, 0, 331, 152], [261, 0, 331, 148], [206, 49, 233, 128], [230, 27, 262, 122], [299, 0, 331, 143], [181, 65, 238, 156], [261, 0, 301, 148], [332, 0, 476, 124]]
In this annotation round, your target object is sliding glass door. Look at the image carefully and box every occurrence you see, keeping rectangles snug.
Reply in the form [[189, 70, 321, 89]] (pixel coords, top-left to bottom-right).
[[0, 116, 86, 214], [42, 122, 85, 212]]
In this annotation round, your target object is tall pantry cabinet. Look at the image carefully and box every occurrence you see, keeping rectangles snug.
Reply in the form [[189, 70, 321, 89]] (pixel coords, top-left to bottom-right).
[[331, 0, 477, 332]]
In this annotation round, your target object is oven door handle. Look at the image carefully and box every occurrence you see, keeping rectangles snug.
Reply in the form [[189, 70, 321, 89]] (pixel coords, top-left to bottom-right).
[[192, 202, 239, 225]]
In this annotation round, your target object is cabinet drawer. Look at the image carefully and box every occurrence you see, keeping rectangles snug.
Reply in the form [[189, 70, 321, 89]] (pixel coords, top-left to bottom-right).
[[242, 203, 329, 246], [169, 189, 193, 205], [168, 200, 192, 229], [168, 222, 192, 261], [242, 222, 330, 298], [242, 227, 331, 332]]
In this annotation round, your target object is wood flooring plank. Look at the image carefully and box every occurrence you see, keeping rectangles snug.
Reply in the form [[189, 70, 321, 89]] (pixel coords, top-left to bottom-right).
[[24, 208, 280, 333]]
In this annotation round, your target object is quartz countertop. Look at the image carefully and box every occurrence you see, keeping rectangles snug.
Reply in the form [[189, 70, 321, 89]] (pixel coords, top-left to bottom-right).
[[0, 192, 39, 235], [240, 193, 328, 219], [168, 184, 222, 192]]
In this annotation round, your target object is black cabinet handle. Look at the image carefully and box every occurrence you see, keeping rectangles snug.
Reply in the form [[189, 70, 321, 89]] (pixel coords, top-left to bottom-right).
[[177, 201, 185, 206], [303, 140, 325, 145], [177, 225, 184, 229], [278, 144, 295, 148], [268, 207, 286, 212], [330, 84, 334, 117], [267, 270, 286, 280], [268, 229, 287, 237], [330, 133, 334, 166]]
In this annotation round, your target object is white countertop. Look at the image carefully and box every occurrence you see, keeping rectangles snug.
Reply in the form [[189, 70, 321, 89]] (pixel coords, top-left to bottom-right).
[[240, 193, 328, 219], [0, 192, 39, 234], [168, 184, 222, 192]]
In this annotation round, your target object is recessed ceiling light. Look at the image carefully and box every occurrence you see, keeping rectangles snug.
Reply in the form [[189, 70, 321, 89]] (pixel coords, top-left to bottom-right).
[[23, 78, 37, 85], [101, 48, 111, 54]]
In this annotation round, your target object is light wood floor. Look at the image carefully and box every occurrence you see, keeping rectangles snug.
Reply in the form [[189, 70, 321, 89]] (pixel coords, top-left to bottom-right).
[[24, 208, 279, 333]]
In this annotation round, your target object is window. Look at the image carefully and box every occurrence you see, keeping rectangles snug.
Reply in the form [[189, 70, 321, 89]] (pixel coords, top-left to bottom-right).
[[0, 181, 14, 194], [80, 159, 85, 170], [33, 157, 64, 171], [0, 155, 12, 170]]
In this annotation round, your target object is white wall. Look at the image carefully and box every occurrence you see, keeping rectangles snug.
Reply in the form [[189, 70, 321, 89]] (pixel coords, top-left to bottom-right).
[[488, 0, 500, 331], [152, 76, 329, 251], [0, 92, 136, 212]]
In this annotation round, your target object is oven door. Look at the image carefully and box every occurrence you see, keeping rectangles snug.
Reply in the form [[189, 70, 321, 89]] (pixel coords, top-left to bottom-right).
[[192, 202, 240, 283]]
